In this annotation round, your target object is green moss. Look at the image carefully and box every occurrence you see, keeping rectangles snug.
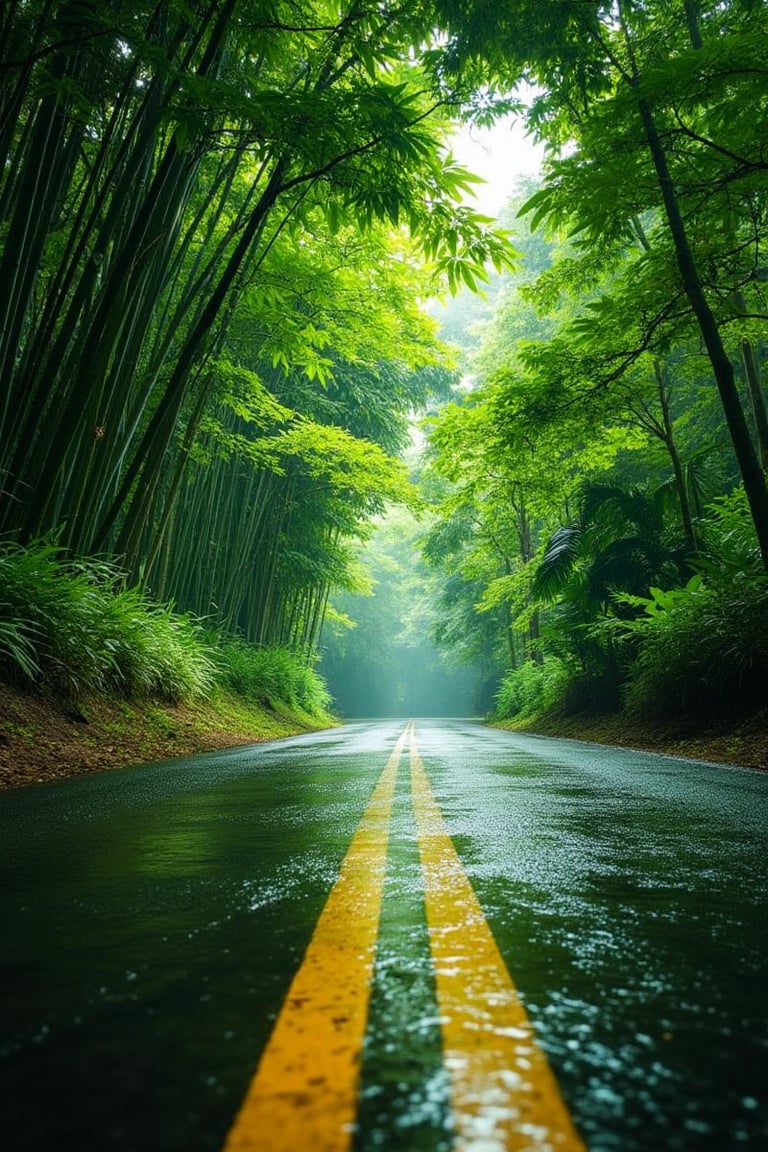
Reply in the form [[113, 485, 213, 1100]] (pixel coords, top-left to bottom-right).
[[1, 720, 36, 741]]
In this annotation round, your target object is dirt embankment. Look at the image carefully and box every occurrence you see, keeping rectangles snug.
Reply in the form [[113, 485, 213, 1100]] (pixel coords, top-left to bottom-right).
[[3, 681, 766, 791], [0, 682, 331, 791], [500, 709, 768, 772]]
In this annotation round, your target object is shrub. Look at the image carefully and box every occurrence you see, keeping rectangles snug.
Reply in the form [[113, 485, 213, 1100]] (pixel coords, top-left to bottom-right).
[[613, 575, 768, 716], [0, 612, 39, 681], [103, 595, 216, 702], [609, 490, 768, 716], [493, 656, 569, 720], [215, 640, 332, 717], [0, 540, 332, 715], [0, 540, 107, 696], [0, 540, 214, 701]]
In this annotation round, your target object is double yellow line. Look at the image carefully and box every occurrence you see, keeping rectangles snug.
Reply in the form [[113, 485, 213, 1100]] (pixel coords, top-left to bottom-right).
[[223, 722, 585, 1152]]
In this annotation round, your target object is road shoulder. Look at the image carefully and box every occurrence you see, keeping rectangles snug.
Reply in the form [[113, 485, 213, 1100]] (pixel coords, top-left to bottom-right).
[[0, 682, 336, 790], [493, 709, 768, 771]]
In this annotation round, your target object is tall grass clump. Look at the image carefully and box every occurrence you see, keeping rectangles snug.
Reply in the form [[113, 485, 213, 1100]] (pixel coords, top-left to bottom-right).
[[0, 540, 334, 717], [100, 592, 216, 701], [215, 639, 332, 718], [0, 539, 214, 701], [493, 656, 569, 721]]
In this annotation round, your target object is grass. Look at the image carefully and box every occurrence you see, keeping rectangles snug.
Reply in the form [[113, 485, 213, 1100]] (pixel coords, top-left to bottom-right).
[[214, 638, 332, 717], [0, 681, 335, 790], [495, 707, 768, 772], [0, 539, 335, 722]]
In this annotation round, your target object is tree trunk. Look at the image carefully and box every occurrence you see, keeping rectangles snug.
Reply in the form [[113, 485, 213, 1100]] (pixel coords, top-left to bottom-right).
[[731, 285, 768, 472], [637, 96, 768, 566], [740, 337, 768, 471], [654, 361, 697, 551], [96, 155, 289, 560]]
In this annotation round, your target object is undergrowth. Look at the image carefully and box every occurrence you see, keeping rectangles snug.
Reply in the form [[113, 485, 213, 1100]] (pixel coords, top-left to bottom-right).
[[0, 539, 333, 718], [494, 491, 768, 725], [493, 656, 569, 721]]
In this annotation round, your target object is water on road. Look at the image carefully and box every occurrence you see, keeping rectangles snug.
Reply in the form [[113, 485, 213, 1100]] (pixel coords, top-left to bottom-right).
[[1, 719, 766, 1151]]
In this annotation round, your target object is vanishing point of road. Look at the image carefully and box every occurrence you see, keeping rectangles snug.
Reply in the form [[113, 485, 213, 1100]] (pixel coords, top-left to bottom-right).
[[1, 718, 766, 1151]]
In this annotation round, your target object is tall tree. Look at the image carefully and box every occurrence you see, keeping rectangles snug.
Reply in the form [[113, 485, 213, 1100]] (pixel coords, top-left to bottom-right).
[[431, 0, 768, 561]]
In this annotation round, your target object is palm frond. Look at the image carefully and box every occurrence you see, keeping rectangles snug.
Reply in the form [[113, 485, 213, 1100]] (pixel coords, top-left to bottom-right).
[[532, 523, 583, 601]]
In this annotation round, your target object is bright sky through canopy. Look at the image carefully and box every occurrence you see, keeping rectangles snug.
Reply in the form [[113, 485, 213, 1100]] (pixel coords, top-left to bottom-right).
[[451, 112, 543, 217]]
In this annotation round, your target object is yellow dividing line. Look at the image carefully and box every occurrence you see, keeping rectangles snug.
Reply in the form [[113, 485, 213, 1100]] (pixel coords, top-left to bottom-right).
[[409, 722, 586, 1152], [223, 720, 584, 1152], [221, 725, 408, 1152]]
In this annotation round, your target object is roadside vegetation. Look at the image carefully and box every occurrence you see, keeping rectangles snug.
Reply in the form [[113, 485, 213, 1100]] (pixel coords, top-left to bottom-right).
[[1, 0, 483, 774], [412, 3, 768, 748], [0, 537, 336, 789], [483, 490, 768, 726], [0, 538, 332, 720]]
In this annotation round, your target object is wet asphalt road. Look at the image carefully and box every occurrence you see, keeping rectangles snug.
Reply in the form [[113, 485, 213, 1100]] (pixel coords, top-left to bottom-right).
[[1, 718, 767, 1151]]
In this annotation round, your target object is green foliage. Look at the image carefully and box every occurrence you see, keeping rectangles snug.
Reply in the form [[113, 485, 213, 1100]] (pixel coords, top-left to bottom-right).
[[0, 611, 39, 682], [0, 540, 215, 702], [422, 162, 758, 727], [5, 0, 768, 735], [215, 640, 332, 718], [493, 657, 568, 721], [607, 492, 768, 717], [99, 596, 216, 704], [0, 540, 332, 717], [412, 2, 768, 734], [0, 0, 509, 571], [534, 481, 690, 613]]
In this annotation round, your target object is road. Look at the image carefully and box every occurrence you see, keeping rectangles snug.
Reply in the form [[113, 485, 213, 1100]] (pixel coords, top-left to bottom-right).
[[1, 718, 766, 1151]]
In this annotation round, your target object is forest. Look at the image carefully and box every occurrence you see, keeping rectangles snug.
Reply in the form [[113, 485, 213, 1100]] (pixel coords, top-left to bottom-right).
[[1, 0, 767, 741]]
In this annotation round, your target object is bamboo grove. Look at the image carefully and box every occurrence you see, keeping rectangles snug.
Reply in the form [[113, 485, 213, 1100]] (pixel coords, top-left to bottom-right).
[[0, 0, 509, 654]]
